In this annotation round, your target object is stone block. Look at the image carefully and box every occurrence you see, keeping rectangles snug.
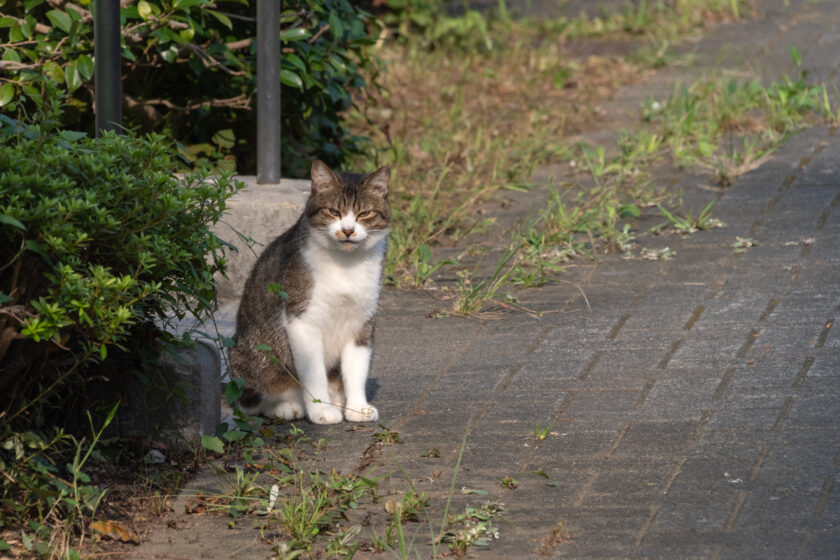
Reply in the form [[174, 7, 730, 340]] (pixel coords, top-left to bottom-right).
[[212, 176, 309, 299], [117, 340, 221, 446]]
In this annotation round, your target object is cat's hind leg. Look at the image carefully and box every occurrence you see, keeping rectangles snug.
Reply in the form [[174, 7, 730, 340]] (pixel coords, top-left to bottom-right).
[[270, 388, 306, 421], [328, 369, 346, 411]]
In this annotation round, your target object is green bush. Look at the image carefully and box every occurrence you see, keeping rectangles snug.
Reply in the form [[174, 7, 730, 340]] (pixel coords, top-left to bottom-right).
[[0, 0, 380, 177], [280, 0, 381, 177], [0, 101, 240, 430]]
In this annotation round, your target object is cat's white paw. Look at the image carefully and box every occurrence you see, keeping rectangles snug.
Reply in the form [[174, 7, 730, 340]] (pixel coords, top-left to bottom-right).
[[273, 401, 305, 421], [345, 404, 378, 423], [307, 403, 343, 425]]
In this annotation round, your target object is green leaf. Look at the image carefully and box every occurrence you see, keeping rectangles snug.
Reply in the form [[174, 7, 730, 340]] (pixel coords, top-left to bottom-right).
[[218, 334, 235, 348], [252, 344, 271, 352], [137, 0, 153, 20], [280, 28, 309, 42], [0, 213, 26, 230], [790, 45, 802, 67], [24, 0, 45, 10], [1, 49, 20, 63], [200, 435, 225, 453], [697, 140, 715, 157], [0, 294, 13, 304], [222, 429, 246, 442], [0, 83, 14, 108], [59, 130, 87, 142], [45, 9, 72, 33], [280, 69, 303, 89], [527, 469, 550, 479], [619, 203, 641, 219], [267, 283, 289, 299], [43, 60, 64, 82], [208, 10, 232, 30], [224, 378, 244, 404], [283, 53, 306, 72], [328, 12, 343, 40], [65, 60, 82, 91], [174, 0, 206, 9], [0, 539, 10, 551], [212, 128, 235, 149], [25, 240, 52, 265], [75, 54, 93, 80], [179, 26, 195, 41]]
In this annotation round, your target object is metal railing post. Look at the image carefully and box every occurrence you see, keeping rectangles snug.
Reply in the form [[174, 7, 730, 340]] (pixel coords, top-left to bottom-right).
[[94, 0, 122, 136], [256, 0, 282, 183]]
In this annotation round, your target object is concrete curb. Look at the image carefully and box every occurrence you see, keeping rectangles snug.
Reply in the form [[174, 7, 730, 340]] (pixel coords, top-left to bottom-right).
[[212, 176, 309, 299], [117, 340, 221, 446]]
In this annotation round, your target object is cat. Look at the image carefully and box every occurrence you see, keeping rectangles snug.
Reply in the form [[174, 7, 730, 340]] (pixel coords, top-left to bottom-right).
[[229, 160, 390, 425]]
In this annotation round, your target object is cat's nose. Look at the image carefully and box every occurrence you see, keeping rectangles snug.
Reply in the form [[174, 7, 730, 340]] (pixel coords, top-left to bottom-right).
[[341, 227, 355, 238]]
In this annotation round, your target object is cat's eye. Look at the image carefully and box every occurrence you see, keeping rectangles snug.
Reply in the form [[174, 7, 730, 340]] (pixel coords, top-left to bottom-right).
[[357, 210, 372, 219], [326, 208, 341, 218]]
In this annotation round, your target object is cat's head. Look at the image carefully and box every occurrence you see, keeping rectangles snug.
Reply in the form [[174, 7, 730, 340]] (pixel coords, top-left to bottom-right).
[[305, 160, 391, 252]]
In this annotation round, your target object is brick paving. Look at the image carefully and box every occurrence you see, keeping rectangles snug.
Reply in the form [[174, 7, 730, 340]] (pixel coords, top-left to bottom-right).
[[357, 128, 839, 560], [128, 1, 840, 558]]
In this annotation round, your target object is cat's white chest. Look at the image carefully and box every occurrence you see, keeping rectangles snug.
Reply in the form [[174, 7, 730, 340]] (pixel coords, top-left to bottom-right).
[[293, 240, 384, 366]]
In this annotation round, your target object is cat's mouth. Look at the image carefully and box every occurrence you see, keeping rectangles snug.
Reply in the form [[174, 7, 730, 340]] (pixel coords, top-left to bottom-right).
[[338, 238, 359, 249]]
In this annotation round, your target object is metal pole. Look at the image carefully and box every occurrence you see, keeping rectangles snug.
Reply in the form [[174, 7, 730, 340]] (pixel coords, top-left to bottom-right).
[[94, 0, 122, 136], [256, 0, 281, 183]]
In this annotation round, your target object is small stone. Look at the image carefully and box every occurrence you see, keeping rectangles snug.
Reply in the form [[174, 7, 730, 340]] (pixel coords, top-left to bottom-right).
[[145, 449, 166, 464]]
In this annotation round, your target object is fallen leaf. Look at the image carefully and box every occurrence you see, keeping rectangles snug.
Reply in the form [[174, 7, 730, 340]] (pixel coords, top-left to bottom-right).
[[90, 520, 140, 545], [384, 499, 401, 514], [185, 496, 208, 514]]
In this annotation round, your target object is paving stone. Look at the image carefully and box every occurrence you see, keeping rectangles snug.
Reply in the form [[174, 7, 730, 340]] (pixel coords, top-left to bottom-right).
[[706, 407, 782, 431], [582, 466, 674, 507], [800, 531, 840, 560], [634, 378, 719, 420], [540, 429, 622, 458], [612, 420, 700, 457], [729, 360, 809, 389], [735, 479, 827, 530], [560, 390, 643, 428]]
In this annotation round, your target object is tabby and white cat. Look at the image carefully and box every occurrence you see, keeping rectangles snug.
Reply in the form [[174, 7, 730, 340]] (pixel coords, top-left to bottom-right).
[[229, 160, 390, 424]]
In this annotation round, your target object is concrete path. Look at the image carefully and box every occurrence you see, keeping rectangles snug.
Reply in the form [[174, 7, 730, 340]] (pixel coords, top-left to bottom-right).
[[128, 1, 840, 558]]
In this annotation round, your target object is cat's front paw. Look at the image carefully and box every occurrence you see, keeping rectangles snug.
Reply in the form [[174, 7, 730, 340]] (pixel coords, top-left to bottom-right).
[[345, 404, 378, 422], [307, 402, 344, 425]]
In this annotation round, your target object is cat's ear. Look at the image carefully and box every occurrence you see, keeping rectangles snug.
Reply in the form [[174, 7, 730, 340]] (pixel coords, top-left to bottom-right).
[[311, 160, 340, 194], [364, 166, 390, 197]]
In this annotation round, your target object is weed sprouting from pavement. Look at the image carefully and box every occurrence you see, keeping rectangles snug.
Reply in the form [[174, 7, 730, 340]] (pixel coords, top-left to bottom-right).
[[450, 241, 522, 316], [500, 475, 519, 489], [437, 502, 505, 556], [733, 236, 757, 254], [533, 421, 558, 442], [655, 199, 725, 234], [373, 424, 404, 445], [640, 247, 677, 260]]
